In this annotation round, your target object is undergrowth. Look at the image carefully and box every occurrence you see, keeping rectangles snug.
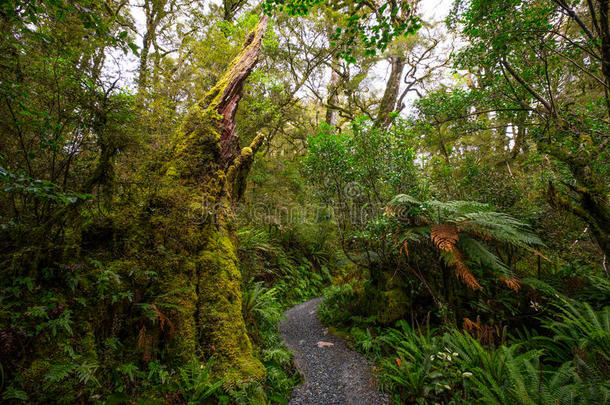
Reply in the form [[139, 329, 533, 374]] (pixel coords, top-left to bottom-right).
[[319, 275, 610, 404]]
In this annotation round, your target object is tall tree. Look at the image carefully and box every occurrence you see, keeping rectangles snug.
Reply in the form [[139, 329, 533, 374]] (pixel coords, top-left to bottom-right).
[[376, 55, 406, 127], [160, 14, 269, 379]]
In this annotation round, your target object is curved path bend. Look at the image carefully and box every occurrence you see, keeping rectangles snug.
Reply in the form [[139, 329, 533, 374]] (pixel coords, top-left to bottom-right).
[[280, 298, 389, 405]]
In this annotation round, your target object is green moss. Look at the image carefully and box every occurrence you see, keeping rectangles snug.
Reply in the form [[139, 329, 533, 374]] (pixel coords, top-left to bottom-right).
[[378, 288, 409, 324], [1, 19, 270, 404], [168, 104, 223, 181], [136, 48, 265, 382], [241, 146, 253, 157], [95, 19, 269, 389], [361, 280, 409, 325], [197, 229, 265, 384], [162, 267, 198, 361], [21, 349, 81, 404]]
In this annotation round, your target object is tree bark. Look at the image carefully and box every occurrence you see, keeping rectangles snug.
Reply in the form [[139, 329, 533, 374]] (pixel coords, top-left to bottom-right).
[[325, 57, 341, 126], [375, 55, 406, 128], [202, 16, 269, 168]]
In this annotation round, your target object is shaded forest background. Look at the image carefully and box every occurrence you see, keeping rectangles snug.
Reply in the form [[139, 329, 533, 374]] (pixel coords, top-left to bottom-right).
[[0, 0, 608, 403]]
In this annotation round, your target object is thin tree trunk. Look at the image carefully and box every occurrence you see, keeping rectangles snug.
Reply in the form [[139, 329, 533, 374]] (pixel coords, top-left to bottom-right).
[[138, 30, 152, 91], [138, 0, 168, 92], [376, 55, 406, 128], [325, 57, 341, 126]]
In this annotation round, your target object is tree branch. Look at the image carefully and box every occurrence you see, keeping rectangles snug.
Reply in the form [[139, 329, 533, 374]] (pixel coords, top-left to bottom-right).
[[501, 59, 553, 113]]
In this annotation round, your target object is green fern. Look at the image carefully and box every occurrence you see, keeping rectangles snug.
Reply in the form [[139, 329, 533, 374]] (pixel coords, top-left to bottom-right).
[[460, 236, 513, 279], [177, 358, 224, 404], [238, 228, 282, 256], [520, 278, 561, 298], [242, 282, 282, 326], [540, 301, 610, 365]]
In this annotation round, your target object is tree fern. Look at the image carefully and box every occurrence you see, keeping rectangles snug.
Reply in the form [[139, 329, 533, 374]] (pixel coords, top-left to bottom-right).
[[458, 211, 542, 248], [389, 194, 542, 291]]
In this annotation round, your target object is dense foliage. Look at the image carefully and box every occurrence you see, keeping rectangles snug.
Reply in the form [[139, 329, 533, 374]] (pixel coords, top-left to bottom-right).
[[1, 0, 609, 403]]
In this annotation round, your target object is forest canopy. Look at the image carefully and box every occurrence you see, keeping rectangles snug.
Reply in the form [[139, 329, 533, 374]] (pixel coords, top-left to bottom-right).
[[0, 0, 608, 403]]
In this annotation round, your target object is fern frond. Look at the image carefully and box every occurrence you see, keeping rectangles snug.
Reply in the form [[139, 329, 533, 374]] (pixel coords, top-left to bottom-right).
[[459, 236, 513, 278], [441, 248, 482, 290], [458, 211, 542, 247], [499, 276, 521, 292], [521, 278, 561, 298], [390, 194, 543, 293], [390, 194, 422, 206], [426, 199, 492, 217], [431, 222, 459, 251]]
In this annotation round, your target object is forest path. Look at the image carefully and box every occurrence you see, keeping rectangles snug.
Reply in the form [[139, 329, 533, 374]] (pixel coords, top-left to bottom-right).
[[280, 298, 389, 405]]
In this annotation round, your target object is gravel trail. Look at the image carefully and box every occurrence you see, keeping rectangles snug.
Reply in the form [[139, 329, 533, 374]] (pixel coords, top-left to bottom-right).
[[280, 298, 390, 405]]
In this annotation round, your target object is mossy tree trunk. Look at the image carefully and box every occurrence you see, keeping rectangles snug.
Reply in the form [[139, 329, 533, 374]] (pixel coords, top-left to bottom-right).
[[159, 16, 269, 383]]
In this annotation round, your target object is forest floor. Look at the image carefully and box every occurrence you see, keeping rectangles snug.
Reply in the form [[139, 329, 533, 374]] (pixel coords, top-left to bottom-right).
[[280, 298, 389, 405]]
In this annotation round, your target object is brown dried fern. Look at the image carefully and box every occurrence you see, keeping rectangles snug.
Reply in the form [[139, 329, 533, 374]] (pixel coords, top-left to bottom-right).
[[137, 325, 147, 350], [463, 316, 504, 345], [450, 249, 482, 290], [400, 239, 409, 257], [431, 223, 459, 251], [463, 317, 482, 332], [137, 325, 152, 362], [432, 223, 482, 290], [499, 276, 520, 292], [151, 304, 175, 337]]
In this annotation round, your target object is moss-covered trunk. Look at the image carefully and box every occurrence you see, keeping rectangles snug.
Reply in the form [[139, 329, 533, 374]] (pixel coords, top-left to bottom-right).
[[160, 16, 269, 382]]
